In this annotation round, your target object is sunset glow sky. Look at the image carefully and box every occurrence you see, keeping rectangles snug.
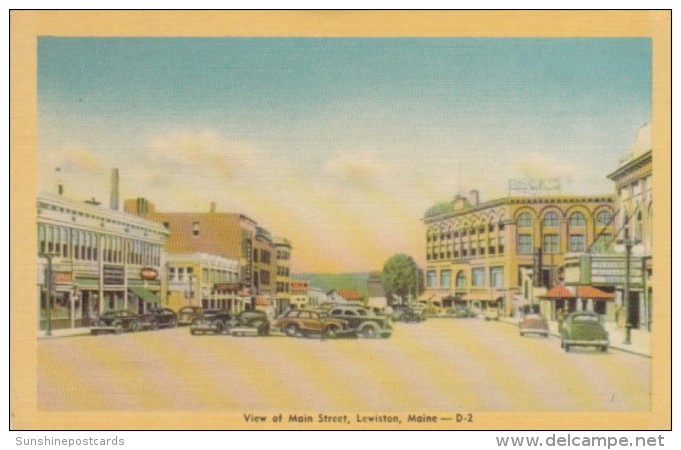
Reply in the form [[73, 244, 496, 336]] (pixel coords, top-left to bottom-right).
[[38, 38, 651, 272]]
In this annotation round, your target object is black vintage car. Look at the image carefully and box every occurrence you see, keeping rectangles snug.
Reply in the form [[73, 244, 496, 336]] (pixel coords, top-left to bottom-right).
[[391, 305, 426, 323], [140, 308, 178, 330], [91, 310, 141, 334], [231, 310, 271, 336], [189, 309, 233, 335]]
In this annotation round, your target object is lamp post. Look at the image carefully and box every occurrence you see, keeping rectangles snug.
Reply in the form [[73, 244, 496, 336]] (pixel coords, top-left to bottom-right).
[[617, 228, 638, 346], [40, 252, 59, 337]]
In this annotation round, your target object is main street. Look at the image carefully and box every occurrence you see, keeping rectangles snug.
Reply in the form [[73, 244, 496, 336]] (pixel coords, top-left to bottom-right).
[[38, 319, 649, 412]]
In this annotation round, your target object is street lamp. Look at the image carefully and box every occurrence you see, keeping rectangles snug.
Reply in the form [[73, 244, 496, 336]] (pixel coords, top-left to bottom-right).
[[616, 227, 641, 346], [40, 252, 60, 337]]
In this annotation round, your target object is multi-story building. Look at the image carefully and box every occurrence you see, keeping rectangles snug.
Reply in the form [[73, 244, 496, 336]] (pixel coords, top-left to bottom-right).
[[124, 198, 284, 313], [289, 280, 310, 309], [37, 192, 169, 330], [563, 124, 653, 330], [274, 237, 292, 314], [422, 191, 615, 316], [165, 252, 241, 312]]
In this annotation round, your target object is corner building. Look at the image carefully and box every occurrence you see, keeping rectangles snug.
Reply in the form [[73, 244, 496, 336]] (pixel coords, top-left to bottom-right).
[[422, 191, 615, 316]]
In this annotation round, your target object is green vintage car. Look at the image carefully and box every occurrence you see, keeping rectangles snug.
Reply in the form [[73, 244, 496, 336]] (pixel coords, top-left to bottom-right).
[[560, 311, 609, 352]]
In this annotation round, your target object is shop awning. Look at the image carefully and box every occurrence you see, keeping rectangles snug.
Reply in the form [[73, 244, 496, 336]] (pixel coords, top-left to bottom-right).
[[576, 286, 614, 300], [129, 287, 161, 303], [418, 293, 435, 301], [542, 284, 614, 301], [541, 284, 574, 299], [254, 296, 270, 306], [461, 291, 495, 302]]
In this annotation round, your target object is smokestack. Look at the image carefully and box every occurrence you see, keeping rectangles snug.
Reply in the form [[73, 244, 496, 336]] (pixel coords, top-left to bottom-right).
[[110, 169, 119, 210], [470, 190, 479, 206], [210, 202, 216, 213]]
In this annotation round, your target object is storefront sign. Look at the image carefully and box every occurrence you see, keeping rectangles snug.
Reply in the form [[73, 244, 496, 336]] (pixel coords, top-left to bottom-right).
[[54, 271, 73, 285], [103, 265, 125, 285], [214, 283, 241, 292], [140, 267, 158, 281], [590, 258, 643, 285]]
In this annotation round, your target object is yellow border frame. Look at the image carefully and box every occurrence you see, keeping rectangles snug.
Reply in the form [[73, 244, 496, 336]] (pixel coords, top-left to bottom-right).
[[10, 10, 671, 430]]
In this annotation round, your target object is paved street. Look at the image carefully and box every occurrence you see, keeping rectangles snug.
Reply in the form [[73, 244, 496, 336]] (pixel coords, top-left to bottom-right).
[[38, 319, 650, 412]]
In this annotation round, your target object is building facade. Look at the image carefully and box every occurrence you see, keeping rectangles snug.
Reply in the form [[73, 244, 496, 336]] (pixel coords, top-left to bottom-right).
[[564, 124, 653, 330], [37, 193, 169, 330], [289, 280, 310, 309], [165, 252, 242, 312], [274, 237, 292, 314], [422, 191, 615, 316], [125, 198, 286, 313]]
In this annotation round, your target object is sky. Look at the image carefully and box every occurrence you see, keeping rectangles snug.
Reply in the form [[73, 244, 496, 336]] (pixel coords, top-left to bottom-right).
[[37, 38, 651, 273]]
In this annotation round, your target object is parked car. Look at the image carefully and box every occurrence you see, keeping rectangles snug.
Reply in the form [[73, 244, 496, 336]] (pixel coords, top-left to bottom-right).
[[189, 309, 233, 335], [560, 311, 609, 352], [391, 305, 426, 323], [230, 310, 271, 336], [518, 313, 549, 337], [140, 308, 178, 330], [274, 309, 351, 338], [326, 305, 393, 338], [178, 306, 203, 326], [91, 310, 141, 334], [452, 306, 478, 319]]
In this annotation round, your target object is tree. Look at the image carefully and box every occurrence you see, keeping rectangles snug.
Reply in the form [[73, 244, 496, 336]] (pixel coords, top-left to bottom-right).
[[381, 254, 422, 305]]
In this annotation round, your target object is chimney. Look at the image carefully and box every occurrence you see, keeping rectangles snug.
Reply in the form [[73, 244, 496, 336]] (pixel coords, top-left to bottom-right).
[[110, 168, 119, 211], [470, 190, 479, 206], [210, 201, 216, 213]]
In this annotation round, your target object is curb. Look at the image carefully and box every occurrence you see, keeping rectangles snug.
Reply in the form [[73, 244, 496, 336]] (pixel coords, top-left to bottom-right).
[[498, 318, 650, 359]]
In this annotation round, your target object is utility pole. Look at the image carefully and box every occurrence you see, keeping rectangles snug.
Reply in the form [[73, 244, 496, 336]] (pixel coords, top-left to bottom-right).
[[40, 253, 58, 337], [620, 228, 634, 345]]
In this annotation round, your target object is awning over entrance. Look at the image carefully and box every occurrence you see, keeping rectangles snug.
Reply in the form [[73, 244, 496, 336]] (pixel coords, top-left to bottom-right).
[[129, 287, 161, 303], [461, 292, 494, 302], [541, 284, 614, 301], [419, 293, 435, 301]]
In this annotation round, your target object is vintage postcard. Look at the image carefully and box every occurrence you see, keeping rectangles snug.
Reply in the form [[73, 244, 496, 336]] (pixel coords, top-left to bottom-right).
[[9, 11, 670, 431]]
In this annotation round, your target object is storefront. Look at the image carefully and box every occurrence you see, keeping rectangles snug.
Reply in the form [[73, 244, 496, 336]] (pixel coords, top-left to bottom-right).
[[37, 193, 168, 330]]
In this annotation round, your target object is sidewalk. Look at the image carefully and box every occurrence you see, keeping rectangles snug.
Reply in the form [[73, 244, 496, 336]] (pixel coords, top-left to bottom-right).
[[37, 327, 93, 340], [500, 316, 651, 358]]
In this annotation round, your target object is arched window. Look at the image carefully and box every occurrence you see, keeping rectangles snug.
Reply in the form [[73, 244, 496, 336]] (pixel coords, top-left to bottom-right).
[[456, 271, 467, 288], [596, 210, 612, 227], [569, 212, 585, 227], [543, 212, 559, 227], [517, 213, 533, 227]]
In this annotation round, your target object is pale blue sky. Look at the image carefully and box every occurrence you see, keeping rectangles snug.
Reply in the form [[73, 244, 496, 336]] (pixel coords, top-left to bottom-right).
[[38, 38, 651, 271]]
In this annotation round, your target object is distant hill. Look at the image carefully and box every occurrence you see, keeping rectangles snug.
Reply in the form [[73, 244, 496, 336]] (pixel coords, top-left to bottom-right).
[[291, 272, 372, 297]]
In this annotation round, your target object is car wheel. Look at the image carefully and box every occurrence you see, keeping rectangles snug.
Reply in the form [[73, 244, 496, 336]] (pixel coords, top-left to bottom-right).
[[130, 321, 140, 332], [150, 320, 159, 331], [601, 345, 609, 352], [170, 318, 178, 328], [285, 323, 299, 337], [190, 328, 196, 336], [543, 332, 549, 338], [114, 321, 123, 334], [258, 324, 270, 336], [361, 325, 378, 339], [564, 344, 571, 352], [324, 325, 339, 339], [214, 321, 224, 334]]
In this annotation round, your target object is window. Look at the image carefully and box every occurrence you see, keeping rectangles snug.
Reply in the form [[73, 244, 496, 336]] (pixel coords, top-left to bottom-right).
[[569, 212, 586, 227], [472, 268, 485, 287], [490, 267, 504, 288], [569, 234, 585, 252], [38, 224, 46, 254], [597, 210, 612, 227], [518, 213, 533, 227], [192, 221, 200, 237], [543, 212, 559, 227], [543, 234, 559, 254], [426, 270, 437, 288], [456, 271, 467, 288], [518, 234, 533, 254], [498, 235, 505, 254], [592, 233, 612, 253], [488, 238, 496, 255], [253, 248, 259, 263], [440, 270, 451, 288]]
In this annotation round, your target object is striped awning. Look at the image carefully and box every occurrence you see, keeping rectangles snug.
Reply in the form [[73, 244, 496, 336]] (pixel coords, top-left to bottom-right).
[[542, 284, 614, 301], [129, 287, 160, 303]]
